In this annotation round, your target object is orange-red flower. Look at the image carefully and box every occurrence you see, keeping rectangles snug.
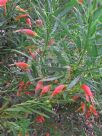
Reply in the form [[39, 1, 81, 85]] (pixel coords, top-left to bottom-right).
[[51, 84, 66, 97], [76, 102, 86, 113], [40, 85, 51, 96], [81, 84, 95, 105], [29, 51, 37, 59], [85, 110, 91, 119], [0, 0, 8, 15], [78, 0, 83, 4], [15, 14, 29, 21], [85, 105, 98, 119], [16, 5, 27, 13], [29, 48, 42, 59], [35, 115, 45, 123], [23, 81, 32, 90], [18, 81, 25, 92], [0, 0, 8, 6], [17, 81, 32, 96], [26, 18, 32, 27], [81, 84, 93, 96], [35, 80, 43, 92], [81, 102, 86, 113], [89, 105, 98, 117], [15, 62, 29, 71], [76, 102, 98, 118], [14, 29, 38, 37]]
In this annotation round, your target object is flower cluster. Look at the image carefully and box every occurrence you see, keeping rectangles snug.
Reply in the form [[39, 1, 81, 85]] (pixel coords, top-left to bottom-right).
[[35, 115, 45, 123], [14, 5, 44, 38], [15, 5, 32, 27], [17, 79, 67, 98], [35, 80, 66, 97], [81, 84, 95, 105], [76, 84, 98, 119], [15, 62, 30, 71], [17, 81, 32, 96]]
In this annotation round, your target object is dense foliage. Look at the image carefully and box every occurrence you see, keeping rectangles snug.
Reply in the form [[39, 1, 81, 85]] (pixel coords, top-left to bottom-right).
[[0, 0, 102, 135]]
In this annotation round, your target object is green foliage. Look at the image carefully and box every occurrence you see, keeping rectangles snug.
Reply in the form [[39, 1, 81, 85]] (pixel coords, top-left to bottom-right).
[[0, 0, 102, 135]]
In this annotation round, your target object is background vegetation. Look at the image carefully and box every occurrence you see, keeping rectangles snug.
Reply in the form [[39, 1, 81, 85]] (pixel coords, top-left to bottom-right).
[[0, 0, 102, 135]]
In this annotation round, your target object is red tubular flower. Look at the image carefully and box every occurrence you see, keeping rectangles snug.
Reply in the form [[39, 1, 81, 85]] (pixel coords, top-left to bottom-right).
[[40, 85, 51, 96], [19, 81, 25, 86], [16, 5, 27, 13], [0, 0, 8, 6], [15, 14, 29, 21], [51, 84, 66, 97], [78, 0, 83, 4], [85, 110, 91, 119], [35, 115, 45, 123], [81, 84, 95, 105], [89, 105, 98, 117], [76, 102, 86, 113], [85, 105, 98, 119], [26, 18, 32, 27], [17, 81, 32, 96], [35, 80, 43, 92], [29, 51, 37, 59], [14, 29, 38, 37], [15, 62, 29, 71], [29, 48, 42, 59], [81, 84, 93, 96], [81, 102, 86, 113], [18, 81, 25, 92], [0, 0, 8, 15]]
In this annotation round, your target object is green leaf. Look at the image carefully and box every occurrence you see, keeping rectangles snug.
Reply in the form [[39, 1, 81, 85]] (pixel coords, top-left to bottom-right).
[[52, 0, 77, 34], [41, 75, 63, 82], [67, 75, 81, 90], [93, 6, 102, 21]]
